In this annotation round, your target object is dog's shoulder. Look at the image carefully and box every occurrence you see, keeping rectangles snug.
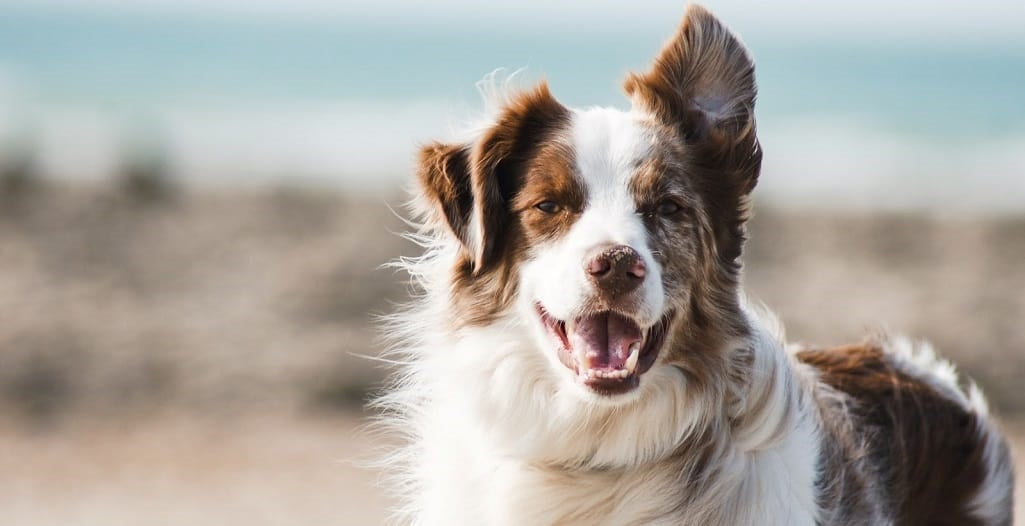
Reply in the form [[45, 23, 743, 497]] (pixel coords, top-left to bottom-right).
[[795, 340, 1014, 526]]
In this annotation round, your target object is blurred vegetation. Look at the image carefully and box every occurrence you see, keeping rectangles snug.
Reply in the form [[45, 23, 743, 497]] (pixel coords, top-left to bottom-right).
[[0, 179, 415, 428], [116, 146, 178, 204], [0, 180, 1023, 428], [0, 149, 44, 214]]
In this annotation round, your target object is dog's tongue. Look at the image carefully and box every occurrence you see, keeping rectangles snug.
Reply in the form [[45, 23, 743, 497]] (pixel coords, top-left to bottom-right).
[[567, 312, 643, 369]]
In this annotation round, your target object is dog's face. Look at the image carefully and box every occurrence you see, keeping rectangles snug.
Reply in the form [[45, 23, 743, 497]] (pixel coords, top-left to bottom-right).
[[416, 6, 760, 405], [517, 109, 697, 398]]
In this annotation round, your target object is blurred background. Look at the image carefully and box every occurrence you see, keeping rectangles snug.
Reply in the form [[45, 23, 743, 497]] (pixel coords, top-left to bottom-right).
[[0, 1, 1023, 524]]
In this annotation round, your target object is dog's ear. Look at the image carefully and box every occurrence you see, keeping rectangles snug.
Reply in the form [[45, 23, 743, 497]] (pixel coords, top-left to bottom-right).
[[416, 82, 569, 273], [416, 142, 476, 251], [624, 4, 761, 263], [624, 4, 757, 157]]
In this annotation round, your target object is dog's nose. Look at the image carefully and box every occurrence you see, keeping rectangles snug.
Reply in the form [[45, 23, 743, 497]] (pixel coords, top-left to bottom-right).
[[585, 245, 645, 296]]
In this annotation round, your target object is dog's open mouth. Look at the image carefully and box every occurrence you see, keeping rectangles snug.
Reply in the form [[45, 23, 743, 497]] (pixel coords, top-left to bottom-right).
[[536, 303, 672, 395]]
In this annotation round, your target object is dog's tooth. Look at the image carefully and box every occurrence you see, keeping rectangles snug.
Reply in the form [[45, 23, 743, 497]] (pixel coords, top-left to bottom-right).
[[625, 343, 640, 373], [578, 348, 592, 370]]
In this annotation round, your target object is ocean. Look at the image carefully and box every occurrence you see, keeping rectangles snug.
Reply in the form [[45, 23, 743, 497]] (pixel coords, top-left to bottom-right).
[[1, 7, 1023, 210]]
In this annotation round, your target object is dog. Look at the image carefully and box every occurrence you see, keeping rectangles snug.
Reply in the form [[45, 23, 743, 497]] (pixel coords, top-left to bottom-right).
[[378, 5, 1015, 525]]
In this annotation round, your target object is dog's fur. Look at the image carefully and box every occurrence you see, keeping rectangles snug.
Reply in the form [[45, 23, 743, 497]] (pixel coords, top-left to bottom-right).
[[378, 5, 1015, 525]]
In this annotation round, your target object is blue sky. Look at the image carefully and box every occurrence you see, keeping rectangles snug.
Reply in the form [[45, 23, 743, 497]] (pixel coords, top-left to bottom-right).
[[7, 0, 1025, 44]]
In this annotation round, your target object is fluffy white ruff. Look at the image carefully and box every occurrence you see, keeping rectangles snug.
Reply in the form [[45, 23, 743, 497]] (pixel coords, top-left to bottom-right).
[[374, 239, 822, 526]]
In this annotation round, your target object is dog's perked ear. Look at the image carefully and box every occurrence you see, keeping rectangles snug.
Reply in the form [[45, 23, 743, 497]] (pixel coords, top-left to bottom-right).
[[624, 4, 757, 155], [416, 83, 569, 273], [624, 4, 762, 263]]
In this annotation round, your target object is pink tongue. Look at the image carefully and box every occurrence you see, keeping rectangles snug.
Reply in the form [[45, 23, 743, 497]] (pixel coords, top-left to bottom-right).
[[567, 312, 643, 369]]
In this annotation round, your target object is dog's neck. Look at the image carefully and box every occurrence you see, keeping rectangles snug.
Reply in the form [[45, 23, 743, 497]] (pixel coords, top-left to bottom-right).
[[573, 307, 821, 522], [391, 274, 822, 524], [726, 306, 811, 452], [463, 307, 821, 525]]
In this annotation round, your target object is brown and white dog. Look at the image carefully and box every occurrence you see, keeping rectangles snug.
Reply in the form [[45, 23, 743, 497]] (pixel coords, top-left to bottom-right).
[[379, 5, 1015, 525]]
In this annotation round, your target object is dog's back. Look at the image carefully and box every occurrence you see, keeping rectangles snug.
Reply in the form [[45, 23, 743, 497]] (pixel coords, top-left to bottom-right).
[[799, 341, 1014, 525]]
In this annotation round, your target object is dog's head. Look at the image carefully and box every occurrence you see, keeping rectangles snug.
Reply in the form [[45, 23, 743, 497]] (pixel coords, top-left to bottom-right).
[[414, 6, 759, 409]]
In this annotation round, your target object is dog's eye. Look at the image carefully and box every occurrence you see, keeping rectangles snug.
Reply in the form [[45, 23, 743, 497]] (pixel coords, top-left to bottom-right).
[[535, 201, 561, 214], [656, 200, 682, 216]]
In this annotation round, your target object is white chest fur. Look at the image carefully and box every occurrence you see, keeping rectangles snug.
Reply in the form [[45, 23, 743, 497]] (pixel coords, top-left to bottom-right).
[[412, 388, 821, 526]]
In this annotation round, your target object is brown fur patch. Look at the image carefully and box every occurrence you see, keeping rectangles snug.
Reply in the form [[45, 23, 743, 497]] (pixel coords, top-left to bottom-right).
[[624, 4, 761, 266], [511, 141, 584, 244], [798, 344, 999, 525], [468, 83, 571, 272], [416, 143, 474, 250], [613, 7, 764, 404], [415, 83, 574, 327], [623, 127, 751, 389]]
